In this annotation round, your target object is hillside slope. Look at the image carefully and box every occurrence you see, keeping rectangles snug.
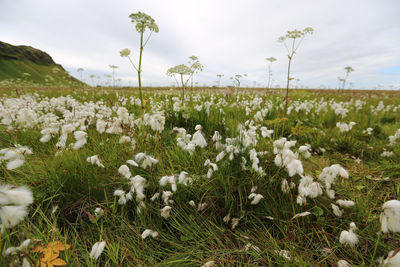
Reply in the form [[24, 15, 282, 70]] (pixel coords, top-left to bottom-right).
[[0, 41, 83, 87]]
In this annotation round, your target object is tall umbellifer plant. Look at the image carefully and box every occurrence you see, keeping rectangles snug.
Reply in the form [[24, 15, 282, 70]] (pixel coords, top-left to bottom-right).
[[109, 65, 118, 88], [216, 74, 224, 87], [166, 64, 192, 102], [187, 55, 203, 88], [337, 66, 355, 90], [229, 74, 247, 88], [265, 57, 277, 89], [121, 12, 159, 109], [77, 68, 84, 81], [278, 27, 313, 116]]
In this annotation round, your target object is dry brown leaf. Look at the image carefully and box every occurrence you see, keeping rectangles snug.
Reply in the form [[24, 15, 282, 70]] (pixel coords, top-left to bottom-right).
[[32, 240, 70, 267]]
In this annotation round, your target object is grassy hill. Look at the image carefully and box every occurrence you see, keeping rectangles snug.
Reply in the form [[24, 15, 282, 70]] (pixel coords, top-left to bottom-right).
[[0, 41, 84, 87]]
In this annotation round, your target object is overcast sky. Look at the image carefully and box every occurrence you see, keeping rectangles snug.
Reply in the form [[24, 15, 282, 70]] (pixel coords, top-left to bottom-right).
[[1, 0, 399, 89]]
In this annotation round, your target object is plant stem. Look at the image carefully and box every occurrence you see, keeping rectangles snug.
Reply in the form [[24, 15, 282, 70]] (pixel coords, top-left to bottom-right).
[[138, 26, 144, 110], [267, 64, 272, 89], [371, 230, 382, 264], [112, 69, 115, 88], [180, 74, 185, 103], [284, 57, 292, 116]]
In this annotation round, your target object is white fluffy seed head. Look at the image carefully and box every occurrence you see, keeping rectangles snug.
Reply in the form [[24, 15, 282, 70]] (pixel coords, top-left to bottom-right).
[[160, 206, 172, 219], [89, 241, 106, 260], [381, 200, 400, 233], [0, 185, 33, 206], [0, 205, 28, 228]]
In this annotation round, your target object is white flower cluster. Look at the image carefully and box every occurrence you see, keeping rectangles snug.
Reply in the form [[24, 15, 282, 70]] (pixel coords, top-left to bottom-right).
[[248, 187, 264, 205], [143, 112, 165, 133], [174, 125, 207, 154], [362, 127, 373, 135], [159, 171, 192, 192], [114, 173, 147, 212], [388, 128, 400, 146], [133, 152, 159, 169], [381, 149, 394, 158], [72, 130, 88, 150], [330, 102, 349, 118], [204, 159, 218, 178], [336, 122, 356, 132], [273, 138, 304, 177], [317, 164, 348, 200], [87, 155, 104, 168], [297, 175, 323, 206], [249, 148, 264, 175]]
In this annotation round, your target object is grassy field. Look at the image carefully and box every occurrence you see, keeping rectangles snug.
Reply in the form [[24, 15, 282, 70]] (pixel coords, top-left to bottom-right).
[[0, 86, 400, 266]]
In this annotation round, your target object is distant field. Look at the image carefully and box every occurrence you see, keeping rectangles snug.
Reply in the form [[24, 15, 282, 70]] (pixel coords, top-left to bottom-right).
[[1, 87, 399, 266]]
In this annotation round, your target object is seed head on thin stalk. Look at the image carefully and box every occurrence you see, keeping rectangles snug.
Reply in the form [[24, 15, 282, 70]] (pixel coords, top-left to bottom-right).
[[278, 27, 314, 116]]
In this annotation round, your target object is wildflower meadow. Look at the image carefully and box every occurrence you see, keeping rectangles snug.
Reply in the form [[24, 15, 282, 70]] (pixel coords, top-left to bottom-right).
[[1, 86, 400, 266], [1, 3, 400, 266]]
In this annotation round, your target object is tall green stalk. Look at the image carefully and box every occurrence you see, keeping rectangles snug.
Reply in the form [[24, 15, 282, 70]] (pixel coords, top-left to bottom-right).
[[121, 11, 159, 111], [138, 25, 144, 109]]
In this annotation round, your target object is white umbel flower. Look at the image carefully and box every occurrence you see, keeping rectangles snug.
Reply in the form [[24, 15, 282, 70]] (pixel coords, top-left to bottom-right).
[[339, 222, 359, 248]]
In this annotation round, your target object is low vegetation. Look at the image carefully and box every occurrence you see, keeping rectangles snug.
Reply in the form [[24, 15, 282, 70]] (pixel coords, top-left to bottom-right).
[[1, 87, 400, 266]]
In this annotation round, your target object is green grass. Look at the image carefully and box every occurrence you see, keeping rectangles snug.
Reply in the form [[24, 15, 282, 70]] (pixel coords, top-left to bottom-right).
[[0, 87, 400, 266], [0, 58, 82, 87]]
